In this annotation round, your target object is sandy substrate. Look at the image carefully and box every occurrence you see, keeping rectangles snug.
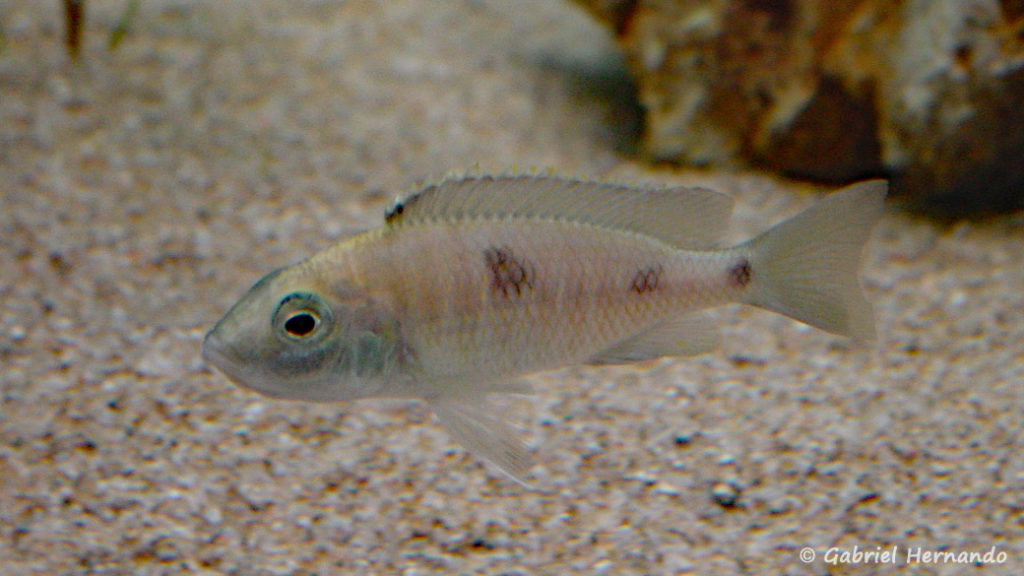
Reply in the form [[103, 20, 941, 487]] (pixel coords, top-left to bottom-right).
[[1, 1, 1022, 574]]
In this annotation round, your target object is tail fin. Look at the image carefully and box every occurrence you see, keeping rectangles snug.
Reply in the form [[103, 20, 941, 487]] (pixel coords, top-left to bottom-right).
[[739, 180, 887, 341]]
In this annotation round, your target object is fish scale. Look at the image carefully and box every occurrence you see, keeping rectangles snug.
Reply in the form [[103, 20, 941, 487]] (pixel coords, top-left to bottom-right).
[[203, 174, 887, 482], [356, 220, 700, 379]]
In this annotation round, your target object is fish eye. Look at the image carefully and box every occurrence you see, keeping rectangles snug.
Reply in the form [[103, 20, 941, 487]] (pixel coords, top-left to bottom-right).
[[273, 292, 333, 343], [283, 310, 319, 337]]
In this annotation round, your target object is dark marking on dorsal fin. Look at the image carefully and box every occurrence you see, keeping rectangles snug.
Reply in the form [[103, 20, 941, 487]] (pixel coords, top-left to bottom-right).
[[384, 199, 405, 223]]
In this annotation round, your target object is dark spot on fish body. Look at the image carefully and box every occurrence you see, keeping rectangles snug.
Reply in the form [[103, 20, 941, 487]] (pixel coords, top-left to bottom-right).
[[484, 246, 535, 299], [729, 258, 752, 288], [631, 263, 664, 295]]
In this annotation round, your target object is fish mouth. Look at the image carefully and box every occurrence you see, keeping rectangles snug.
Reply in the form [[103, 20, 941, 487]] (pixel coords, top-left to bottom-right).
[[201, 329, 225, 367], [201, 330, 248, 385], [201, 329, 294, 399]]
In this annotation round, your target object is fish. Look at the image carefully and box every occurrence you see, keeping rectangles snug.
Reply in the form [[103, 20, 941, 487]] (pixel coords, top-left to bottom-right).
[[202, 174, 887, 482]]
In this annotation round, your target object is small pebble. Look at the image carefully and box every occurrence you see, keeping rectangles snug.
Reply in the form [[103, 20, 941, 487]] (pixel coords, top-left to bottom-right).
[[711, 482, 741, 508]]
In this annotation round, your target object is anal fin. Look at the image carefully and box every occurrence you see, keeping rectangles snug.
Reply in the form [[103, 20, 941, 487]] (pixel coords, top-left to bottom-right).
[[588, 312, 718, 365]]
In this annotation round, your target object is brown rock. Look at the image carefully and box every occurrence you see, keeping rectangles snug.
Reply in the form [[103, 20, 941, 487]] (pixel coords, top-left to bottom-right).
[[574, 0, 1024, 214]]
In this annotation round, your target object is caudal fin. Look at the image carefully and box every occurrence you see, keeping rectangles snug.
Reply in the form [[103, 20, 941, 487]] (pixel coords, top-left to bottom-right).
[[740, 180, 887, 341]]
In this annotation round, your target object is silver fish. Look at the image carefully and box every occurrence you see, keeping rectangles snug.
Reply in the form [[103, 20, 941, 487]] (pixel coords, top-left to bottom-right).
[[202, 174, 887, 481]]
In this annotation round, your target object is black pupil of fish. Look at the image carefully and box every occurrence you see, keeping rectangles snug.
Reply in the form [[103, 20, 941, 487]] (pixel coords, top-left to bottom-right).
[[284, 312, 317, 336]]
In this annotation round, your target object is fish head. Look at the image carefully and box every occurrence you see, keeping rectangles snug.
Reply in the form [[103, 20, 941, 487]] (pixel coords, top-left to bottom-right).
[[202, 265, 406, 402]]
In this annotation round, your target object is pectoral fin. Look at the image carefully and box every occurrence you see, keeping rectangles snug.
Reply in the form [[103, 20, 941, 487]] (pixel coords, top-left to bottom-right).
[[429, 392, 534, 485], [588, 312, 718, 365]]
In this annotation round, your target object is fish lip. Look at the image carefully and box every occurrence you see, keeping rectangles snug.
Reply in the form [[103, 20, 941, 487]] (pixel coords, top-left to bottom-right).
[[200, 329, 225, 368], [201, 329, 245, 382], [201, 329, 289, 398]]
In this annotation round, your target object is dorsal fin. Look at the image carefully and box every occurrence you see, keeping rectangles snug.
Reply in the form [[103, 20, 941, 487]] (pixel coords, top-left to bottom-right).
[[385, 174, 734, 249]]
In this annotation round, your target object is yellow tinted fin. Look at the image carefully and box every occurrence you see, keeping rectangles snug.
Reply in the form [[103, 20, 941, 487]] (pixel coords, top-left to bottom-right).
[[429, 393, 534, 486], [740, 180, 887, 341], [588, 312, 718, 365], [386, 174, 734, 249]]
